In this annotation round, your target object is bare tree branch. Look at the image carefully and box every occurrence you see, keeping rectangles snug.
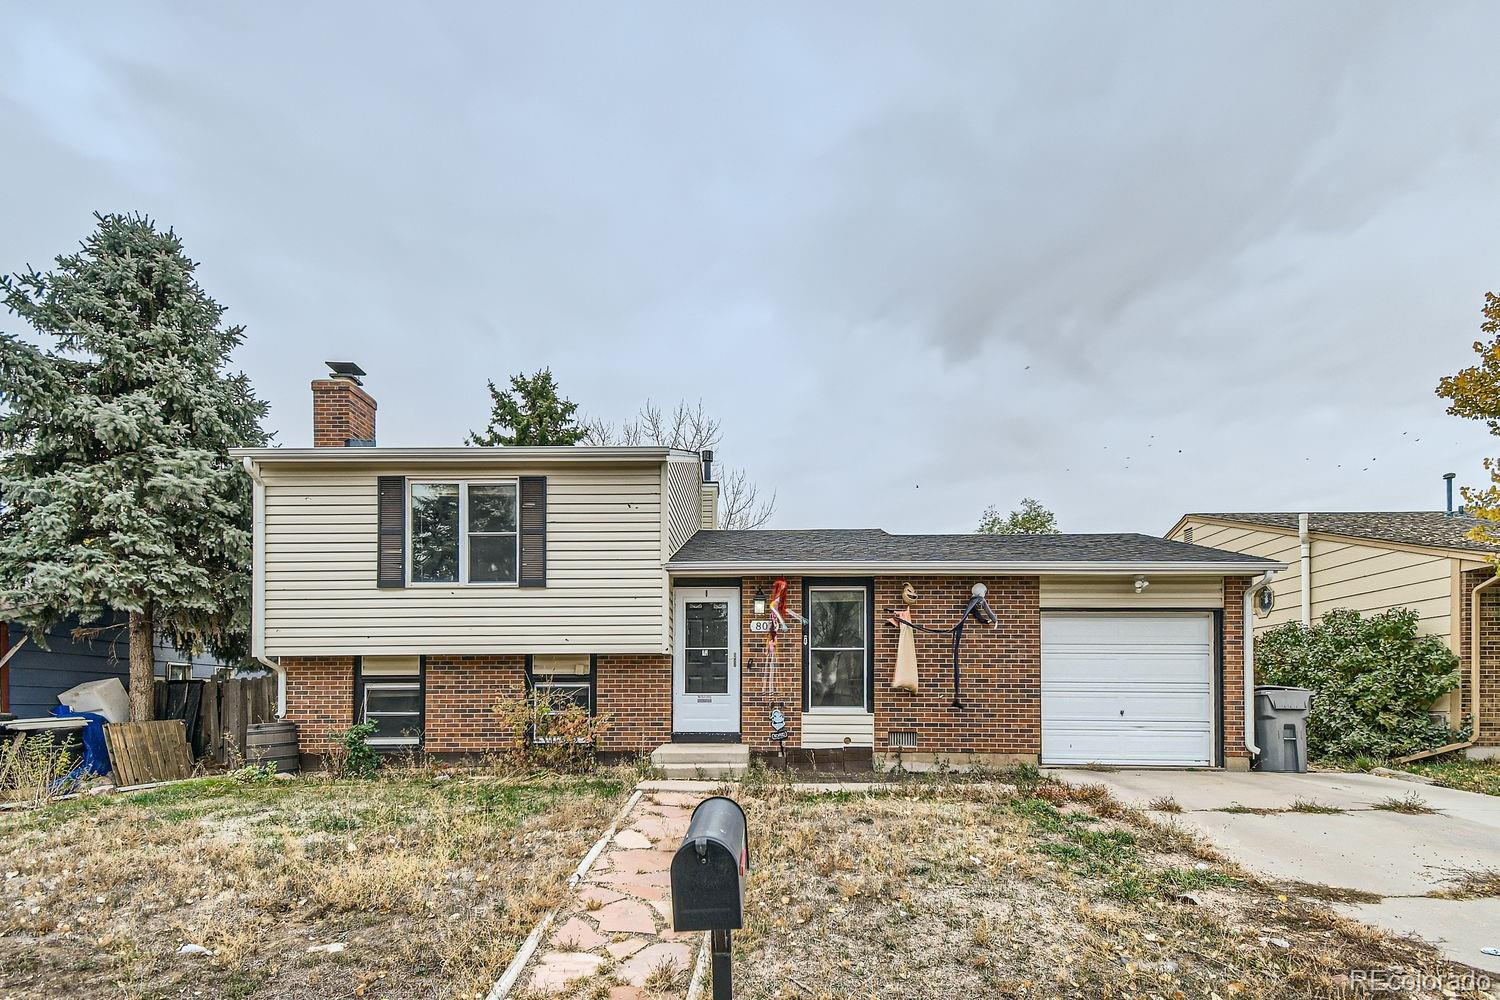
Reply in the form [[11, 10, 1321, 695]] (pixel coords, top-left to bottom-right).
[[719, 466, 776, 529]]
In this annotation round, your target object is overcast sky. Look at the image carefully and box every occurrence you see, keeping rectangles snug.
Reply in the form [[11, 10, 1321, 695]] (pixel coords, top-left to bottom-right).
[[3, 3, 1499, 534]]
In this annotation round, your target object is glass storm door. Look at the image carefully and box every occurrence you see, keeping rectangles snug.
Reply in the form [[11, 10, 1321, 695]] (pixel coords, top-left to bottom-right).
[[673, 586, 740, 739]]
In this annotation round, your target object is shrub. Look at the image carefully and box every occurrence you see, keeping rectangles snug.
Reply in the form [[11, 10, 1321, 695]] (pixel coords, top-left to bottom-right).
[[1256, 607, 1464, 759], [0, 733, 74, 804], [491, 692, 612, 772], [325, 722, 381, 778]]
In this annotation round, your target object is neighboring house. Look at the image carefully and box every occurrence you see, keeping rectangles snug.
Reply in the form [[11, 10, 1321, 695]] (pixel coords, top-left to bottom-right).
[[1165, 511, 1500, 758], [233, 365, 1286, 771], [0, 613, 221, 720]]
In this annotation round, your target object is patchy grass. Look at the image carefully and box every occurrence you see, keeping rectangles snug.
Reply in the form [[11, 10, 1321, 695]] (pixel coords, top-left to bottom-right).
[[732, 778, 1475, 1000], [1372, 792, 1437, 815], [1287, 798, 1345, 815], [1403, 756, 1500, 797], [0, 767, 628, 999], [1146, 794, 1183, 813]]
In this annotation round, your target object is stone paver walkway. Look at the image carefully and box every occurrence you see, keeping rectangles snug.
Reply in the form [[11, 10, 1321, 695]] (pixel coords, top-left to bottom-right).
[[523, 789, 703, 998]]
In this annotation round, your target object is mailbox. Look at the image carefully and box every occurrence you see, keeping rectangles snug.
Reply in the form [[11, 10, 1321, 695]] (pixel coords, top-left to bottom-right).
[[671, 796, 749, 932]]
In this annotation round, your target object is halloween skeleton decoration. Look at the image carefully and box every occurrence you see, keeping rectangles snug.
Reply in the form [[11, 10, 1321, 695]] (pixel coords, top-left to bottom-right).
[[889, 583, 920, 693], [885, 582, 997, 709]]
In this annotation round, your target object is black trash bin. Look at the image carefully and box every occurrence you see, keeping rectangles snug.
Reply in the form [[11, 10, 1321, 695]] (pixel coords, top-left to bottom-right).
[[1253, 686, 1313, 773]]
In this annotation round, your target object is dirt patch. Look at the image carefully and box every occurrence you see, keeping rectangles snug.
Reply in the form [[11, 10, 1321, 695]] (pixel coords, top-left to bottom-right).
[[0, 767, 630, 999], [729, 776, 1485, 999]]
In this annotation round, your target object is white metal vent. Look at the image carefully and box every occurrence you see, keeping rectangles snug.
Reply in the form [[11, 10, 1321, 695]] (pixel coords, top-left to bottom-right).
[[888, 730, 918, 750]]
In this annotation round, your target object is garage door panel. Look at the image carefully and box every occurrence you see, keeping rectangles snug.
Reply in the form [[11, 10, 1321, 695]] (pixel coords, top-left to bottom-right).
[[1042, 613, 1214, 767]]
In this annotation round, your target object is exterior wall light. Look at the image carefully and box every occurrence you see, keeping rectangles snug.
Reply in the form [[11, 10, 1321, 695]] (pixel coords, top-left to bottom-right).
[[752, 587, 767, 616]]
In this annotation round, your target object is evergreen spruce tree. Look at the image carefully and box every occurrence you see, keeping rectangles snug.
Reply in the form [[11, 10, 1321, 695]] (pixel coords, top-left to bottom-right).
[[0, 213, 269, 721], [467, 368, 585, 446]]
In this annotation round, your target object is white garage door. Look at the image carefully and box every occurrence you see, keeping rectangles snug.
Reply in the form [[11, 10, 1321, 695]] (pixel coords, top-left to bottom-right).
[[1042, 612, 1214, 767]]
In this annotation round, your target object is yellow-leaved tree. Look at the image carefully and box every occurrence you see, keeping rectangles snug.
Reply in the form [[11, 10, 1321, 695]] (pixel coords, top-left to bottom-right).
[[1437, 291, 1500, 546]]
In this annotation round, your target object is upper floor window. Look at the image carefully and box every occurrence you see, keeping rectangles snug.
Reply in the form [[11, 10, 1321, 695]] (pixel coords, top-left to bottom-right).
[[409, 480, 518, 585]]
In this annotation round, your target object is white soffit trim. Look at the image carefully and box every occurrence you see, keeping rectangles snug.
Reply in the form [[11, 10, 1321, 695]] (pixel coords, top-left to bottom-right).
[[229, 446, 694, 465], [665, 560, 1289, 575]]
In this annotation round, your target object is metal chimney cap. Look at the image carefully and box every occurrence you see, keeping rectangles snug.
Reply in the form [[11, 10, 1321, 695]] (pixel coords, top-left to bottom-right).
[[1443, 472, 1457, 480], [325, 361, 367, 384]]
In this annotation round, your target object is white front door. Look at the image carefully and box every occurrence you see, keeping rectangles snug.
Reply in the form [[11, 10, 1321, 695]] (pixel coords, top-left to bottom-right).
[[673, 586, 740, 739], [1041, 612, 1215, 767]]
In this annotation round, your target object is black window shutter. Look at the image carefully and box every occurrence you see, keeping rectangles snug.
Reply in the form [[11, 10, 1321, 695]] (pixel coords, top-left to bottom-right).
[[377, 476, 406, 588], [519, 476, 547, 587]]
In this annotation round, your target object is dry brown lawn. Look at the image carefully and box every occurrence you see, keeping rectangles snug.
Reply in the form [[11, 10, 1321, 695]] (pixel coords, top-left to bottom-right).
[[731, 772, 1493, 999], [0, 767, 630, 1000]]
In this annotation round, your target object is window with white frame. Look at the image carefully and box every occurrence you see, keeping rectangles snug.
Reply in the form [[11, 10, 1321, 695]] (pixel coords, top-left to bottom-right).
[[808, 587, 869, 710], [363, 681, 422, 746], [527, 654, 593, 744], [409, 480, 519, 584]]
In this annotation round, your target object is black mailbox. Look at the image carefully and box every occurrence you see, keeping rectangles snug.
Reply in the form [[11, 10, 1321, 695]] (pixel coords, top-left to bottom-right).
[[670, 796, 749, 932]]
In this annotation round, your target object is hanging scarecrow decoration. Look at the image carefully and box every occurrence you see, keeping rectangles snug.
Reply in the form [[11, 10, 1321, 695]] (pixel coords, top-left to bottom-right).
[[890, 583, 920, 693], [885, 582, 997, 709]]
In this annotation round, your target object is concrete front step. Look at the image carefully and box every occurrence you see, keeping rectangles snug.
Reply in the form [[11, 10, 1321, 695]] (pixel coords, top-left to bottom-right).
[[650, 742, 750, 779]]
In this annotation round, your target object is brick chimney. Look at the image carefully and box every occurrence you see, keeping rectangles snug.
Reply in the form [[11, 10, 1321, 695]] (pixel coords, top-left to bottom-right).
[[312, 362, 376, 447]]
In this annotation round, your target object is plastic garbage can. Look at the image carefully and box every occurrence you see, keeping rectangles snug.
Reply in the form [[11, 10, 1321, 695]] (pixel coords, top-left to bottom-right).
[[1253, 686, 1313, 773]]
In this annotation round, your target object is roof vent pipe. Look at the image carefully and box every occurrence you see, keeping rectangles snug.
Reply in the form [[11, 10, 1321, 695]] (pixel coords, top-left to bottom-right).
[[701, 449, 715, 483], [1444, 472, 1457, 516]]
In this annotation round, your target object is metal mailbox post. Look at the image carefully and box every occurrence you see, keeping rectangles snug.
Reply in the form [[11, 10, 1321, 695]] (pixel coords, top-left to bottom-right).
[[671, 796, 749, 1000]]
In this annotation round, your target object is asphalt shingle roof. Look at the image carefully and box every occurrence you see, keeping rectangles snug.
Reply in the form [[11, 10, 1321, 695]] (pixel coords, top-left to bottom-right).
[[669, 529, 1280, 566], [1190, 511, 1497, 554]]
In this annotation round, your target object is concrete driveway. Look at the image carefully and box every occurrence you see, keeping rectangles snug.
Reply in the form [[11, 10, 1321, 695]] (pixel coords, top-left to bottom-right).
[[1045, 768, 1500, 974]]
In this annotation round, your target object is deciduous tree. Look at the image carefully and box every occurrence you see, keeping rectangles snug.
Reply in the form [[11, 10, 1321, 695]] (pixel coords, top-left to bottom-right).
[[1437, 291, 1500, 544], [977, 498, 1059, 534]]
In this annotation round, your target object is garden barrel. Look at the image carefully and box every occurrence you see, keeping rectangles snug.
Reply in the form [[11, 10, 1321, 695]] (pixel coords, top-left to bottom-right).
[[245, 721, 300, 773]]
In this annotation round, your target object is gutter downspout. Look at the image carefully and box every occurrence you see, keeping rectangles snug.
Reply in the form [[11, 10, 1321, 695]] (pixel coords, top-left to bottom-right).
[[1298, 513, 1311, 628], [241, 456, 285, 717], [1243, 570, 1277, 758]]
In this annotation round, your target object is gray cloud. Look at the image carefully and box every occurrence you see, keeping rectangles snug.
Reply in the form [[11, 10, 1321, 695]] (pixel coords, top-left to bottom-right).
[[2, 2, 1498, 535]]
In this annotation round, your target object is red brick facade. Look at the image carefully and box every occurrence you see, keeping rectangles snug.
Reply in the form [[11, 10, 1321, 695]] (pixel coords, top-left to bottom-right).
[[423, 655, 525, 752], [282, 576, 1255, 766], [311, 377, 377, 447], [281, 656, 356, 753], [596, 654, 673, 753], [874, 576, 1041, 758], [1458, 568, 1500, 748], [1222, 575, 1250, 766]]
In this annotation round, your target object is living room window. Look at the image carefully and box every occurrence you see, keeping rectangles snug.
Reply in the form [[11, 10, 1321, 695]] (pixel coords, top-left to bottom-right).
[[807, 585, 870, 710], [409, 480, 519, 584]]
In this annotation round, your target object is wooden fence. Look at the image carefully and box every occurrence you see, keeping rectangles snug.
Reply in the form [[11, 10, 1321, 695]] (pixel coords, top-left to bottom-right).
[[151, 675, 276, 765]]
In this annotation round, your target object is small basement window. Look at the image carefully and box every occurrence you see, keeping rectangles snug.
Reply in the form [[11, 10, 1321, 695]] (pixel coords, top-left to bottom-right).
[[526, 654, 596, 744], [359, 656, 423, 748]]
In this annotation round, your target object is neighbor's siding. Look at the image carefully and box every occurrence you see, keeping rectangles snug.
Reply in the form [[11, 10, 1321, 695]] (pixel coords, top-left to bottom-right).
[[1171, 518, 1454, 638], [699, 482, 719, 530], [1039, 576, 1223, 609], [262, 462, 669, 656]]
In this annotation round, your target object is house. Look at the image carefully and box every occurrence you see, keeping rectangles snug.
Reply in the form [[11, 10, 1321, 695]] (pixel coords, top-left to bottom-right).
[[232, 365, 1286, 772], [1165, 511, 1499, 758], [0, 613, 222, 721]]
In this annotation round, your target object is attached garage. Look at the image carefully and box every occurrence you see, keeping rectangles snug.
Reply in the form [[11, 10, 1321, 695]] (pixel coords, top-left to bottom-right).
[[1041, 612, 1216, 767]]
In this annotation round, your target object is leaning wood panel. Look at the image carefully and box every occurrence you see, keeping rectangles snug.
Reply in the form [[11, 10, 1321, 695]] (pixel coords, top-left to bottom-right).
[[105, 721, 192, 787]]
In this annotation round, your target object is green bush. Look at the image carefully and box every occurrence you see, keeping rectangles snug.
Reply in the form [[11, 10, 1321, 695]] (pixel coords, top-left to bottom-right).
[[1256, 607, 1465, 759], [327, 721, 381, 778]]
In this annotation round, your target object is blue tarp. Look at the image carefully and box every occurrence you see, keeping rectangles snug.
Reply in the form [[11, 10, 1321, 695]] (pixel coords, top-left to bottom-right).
[[49, 705, 111, 787]]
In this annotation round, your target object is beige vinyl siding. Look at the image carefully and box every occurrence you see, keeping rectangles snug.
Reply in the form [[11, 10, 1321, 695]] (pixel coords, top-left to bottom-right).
[[262, 462, 669, 656], [700, 481, 720, 529], [1039, 576, 1224, 608], [801, 711, 875, 748], [664, 458, 702, 558], [1171, 518, 1455, 638]]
